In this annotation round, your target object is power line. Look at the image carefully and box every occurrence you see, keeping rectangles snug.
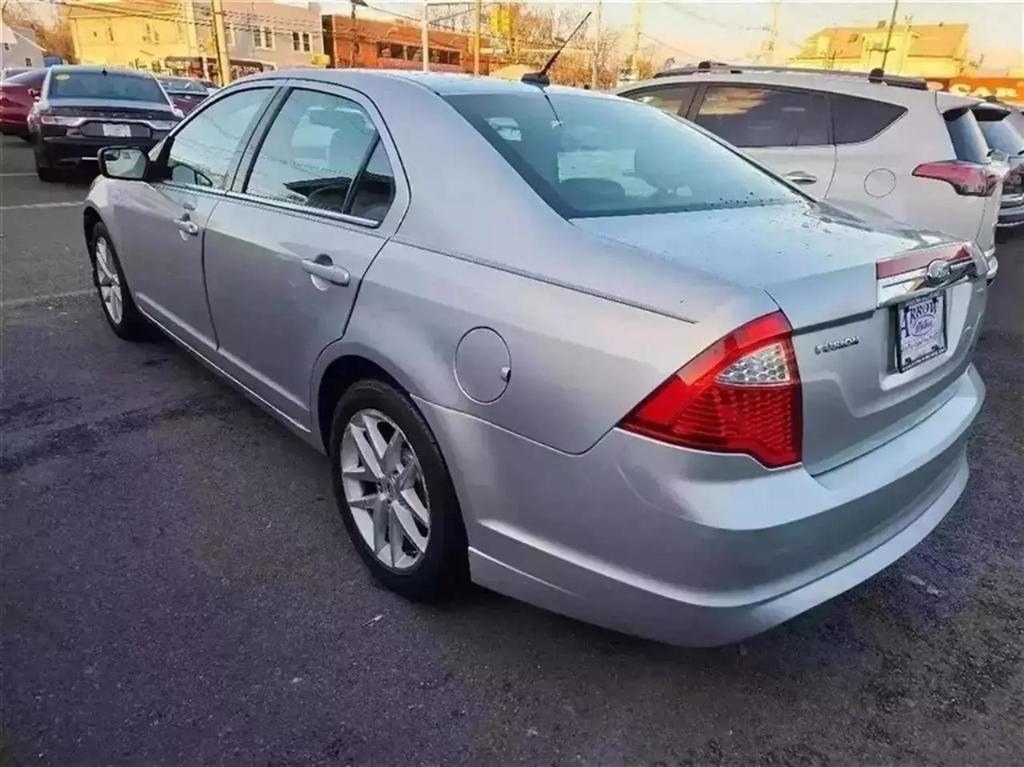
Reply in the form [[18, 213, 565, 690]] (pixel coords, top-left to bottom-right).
[[53, 0, 487, 37], [661, 1, 770, 34]]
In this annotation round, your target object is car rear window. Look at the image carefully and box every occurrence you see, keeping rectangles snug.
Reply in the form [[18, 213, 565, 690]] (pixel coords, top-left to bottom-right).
[[943, 108, 989, 163], [3, 69, 45, 87], [974, 110, 1024, 156], [831, 94, 906, 144], [48, 71, 166, 102], [159, 77, 206, 94], [445, 92, 799, 219]]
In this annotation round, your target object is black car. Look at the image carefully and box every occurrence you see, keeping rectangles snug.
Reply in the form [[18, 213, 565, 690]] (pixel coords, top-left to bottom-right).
[[28, 66, 182, 182]]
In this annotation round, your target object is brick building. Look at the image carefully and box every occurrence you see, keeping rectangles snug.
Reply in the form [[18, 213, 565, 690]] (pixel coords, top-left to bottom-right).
[[322, 15, 485, 74]]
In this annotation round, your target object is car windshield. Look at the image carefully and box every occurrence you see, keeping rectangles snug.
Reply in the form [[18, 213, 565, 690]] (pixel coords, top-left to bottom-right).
[[977, 114, 1024, 156], [444, 91, 799, 219], [159, 77, 206, 94], [48, 71, 166, 102]]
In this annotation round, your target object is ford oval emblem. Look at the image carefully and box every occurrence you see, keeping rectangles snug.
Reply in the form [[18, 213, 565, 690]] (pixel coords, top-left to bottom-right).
[[926, 259, 951, 285]]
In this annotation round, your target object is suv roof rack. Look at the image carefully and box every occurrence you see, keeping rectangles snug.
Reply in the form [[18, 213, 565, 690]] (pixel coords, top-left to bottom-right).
[[653, 61, 929, 91]]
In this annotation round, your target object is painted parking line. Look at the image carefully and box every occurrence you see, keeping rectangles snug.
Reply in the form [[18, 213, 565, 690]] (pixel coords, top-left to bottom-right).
[[0, 172, 39, 177], [0, 289, 93, 308], [0, 201, 83, 211]]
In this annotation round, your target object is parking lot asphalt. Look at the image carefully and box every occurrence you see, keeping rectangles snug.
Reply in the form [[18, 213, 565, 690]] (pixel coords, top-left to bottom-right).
[[2, 133, 1022, 765]]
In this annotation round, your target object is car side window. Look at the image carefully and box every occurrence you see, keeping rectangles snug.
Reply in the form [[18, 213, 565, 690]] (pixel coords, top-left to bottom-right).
[[245, 89, 378, 215], [624, 85, 697, 117], [166, 88, 270, 188], [695, 86, 829, 148], [831, 95, 906, 144], [347, 141, 396, 223]]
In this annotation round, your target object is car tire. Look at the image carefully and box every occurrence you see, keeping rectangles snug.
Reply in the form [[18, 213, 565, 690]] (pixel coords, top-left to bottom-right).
[[89, 222, 149, 341], [330, 378, 468, 601], [35, 162, 60, 182]]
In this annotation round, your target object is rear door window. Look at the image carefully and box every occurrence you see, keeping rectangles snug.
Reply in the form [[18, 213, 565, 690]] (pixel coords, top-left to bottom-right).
[[244, 89, 379, 216], [347, 141, 396, 223], [623, 85, 698, 117], [695, 86, 829, 147], [943, 108, 989, 163], [831, 95, 906, 144]]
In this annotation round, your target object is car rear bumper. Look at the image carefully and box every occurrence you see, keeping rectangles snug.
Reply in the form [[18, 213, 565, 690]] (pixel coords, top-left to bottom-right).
[[996, 193, 1024, 229], [0, 116, 29, 135], [38, 135, 161, 165], [419, 365, 984, 647]]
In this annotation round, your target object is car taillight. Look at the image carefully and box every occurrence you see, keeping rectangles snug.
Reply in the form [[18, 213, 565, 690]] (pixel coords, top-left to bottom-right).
[[620, 312, 801, 468], [912, 160, 1002, 197]]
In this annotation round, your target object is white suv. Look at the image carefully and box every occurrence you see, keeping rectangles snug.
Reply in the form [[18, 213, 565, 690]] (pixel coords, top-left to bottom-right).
[[618, 65, 1004, 261]]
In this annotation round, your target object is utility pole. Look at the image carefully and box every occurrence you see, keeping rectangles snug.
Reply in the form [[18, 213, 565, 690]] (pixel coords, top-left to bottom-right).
[[590, 0, 602, 89], [880, 0, 900, 71], [630, 0, 643, 81], [421, 0, 429, 71], [473, 0, 481, 75], [766, 0, 781, 65], [210, 0, 232, 85]]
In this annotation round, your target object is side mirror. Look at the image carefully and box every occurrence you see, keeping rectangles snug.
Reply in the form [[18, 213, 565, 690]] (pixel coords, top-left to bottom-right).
[[98, 146, 149, 180], [28, 88, 40, 100]]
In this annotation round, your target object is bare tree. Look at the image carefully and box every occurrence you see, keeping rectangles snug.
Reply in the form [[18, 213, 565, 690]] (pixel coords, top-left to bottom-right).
[[2, 0, 77, 63]]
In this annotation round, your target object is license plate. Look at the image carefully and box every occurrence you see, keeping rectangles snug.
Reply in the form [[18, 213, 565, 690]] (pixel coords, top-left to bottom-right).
[[897, 292, 947, 372], [102, 123, 131, 138]]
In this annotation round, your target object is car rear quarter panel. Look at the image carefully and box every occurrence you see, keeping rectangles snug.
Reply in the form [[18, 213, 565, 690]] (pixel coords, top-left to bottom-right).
[[316, 240, 779, 455]]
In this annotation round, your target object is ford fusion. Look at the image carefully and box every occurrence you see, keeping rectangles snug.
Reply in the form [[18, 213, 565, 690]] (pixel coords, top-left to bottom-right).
[[82, 71, 989, 646], [30, 66, 182, 182]]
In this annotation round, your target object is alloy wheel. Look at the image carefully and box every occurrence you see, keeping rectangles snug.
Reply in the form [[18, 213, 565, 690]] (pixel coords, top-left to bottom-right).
[[94, 237, 123, 325], [340, 409, 430, 570]]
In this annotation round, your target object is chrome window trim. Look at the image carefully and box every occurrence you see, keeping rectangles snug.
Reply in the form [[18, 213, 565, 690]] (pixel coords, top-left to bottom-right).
[[221, 189, 382, 229]]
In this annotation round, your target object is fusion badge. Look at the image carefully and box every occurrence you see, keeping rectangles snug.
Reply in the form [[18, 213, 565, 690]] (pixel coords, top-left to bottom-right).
[[815, 336, 860, 355]]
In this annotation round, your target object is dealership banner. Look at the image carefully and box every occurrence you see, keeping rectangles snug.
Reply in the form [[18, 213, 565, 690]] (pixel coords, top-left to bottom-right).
[[927, 77, 1024, 105]]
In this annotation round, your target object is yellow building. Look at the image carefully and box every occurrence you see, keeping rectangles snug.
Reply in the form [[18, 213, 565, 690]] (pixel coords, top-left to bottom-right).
[[789, 21, 970, 79], [66, 0, 203, 73], [65, 0, 325, 81]]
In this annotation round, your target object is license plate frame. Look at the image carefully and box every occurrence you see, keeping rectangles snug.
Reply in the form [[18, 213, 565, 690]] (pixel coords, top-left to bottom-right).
[[102, 123, 132, 138], [896, 291, 948, 372]]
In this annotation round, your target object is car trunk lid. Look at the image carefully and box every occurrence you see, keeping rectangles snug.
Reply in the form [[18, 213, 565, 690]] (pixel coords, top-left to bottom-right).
[[573, 202, 989, 474]]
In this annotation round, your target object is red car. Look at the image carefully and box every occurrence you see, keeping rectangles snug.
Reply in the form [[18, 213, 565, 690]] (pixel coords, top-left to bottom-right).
[[0, 69, 46, 139]]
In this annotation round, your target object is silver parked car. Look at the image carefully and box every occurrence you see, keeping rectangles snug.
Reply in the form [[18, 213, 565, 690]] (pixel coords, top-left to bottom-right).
[[84, 71, 989, 646]]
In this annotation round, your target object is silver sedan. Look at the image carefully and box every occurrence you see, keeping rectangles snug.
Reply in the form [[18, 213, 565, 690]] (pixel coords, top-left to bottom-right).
[[83, 70, 989, 646]]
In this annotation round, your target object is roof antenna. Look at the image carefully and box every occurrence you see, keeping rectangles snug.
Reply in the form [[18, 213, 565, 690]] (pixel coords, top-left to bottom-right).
[[522, 11, 592, 87]]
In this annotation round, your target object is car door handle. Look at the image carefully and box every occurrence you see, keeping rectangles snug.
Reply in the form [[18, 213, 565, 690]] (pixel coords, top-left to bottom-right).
[[302, 257, 351, 286], [176, 217, 199, 236], [784, 170, 818, 185]]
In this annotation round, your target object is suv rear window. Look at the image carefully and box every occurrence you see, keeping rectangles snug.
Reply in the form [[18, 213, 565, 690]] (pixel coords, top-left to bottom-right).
[[48, 71, 166, 103], [973, 109, 1024, 156], [943, 108, 989, 163], [831, 95, 906, 144], [445, 92, 798, 219]]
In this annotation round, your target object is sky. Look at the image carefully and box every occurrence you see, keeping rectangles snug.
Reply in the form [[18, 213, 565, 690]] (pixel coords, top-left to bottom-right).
[[320, 1, 1024, 71]]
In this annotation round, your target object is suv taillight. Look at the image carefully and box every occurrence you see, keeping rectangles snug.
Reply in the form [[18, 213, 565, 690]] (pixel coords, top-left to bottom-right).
[[912, 160, 1002, 197], [620, 312, 801, 468]]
